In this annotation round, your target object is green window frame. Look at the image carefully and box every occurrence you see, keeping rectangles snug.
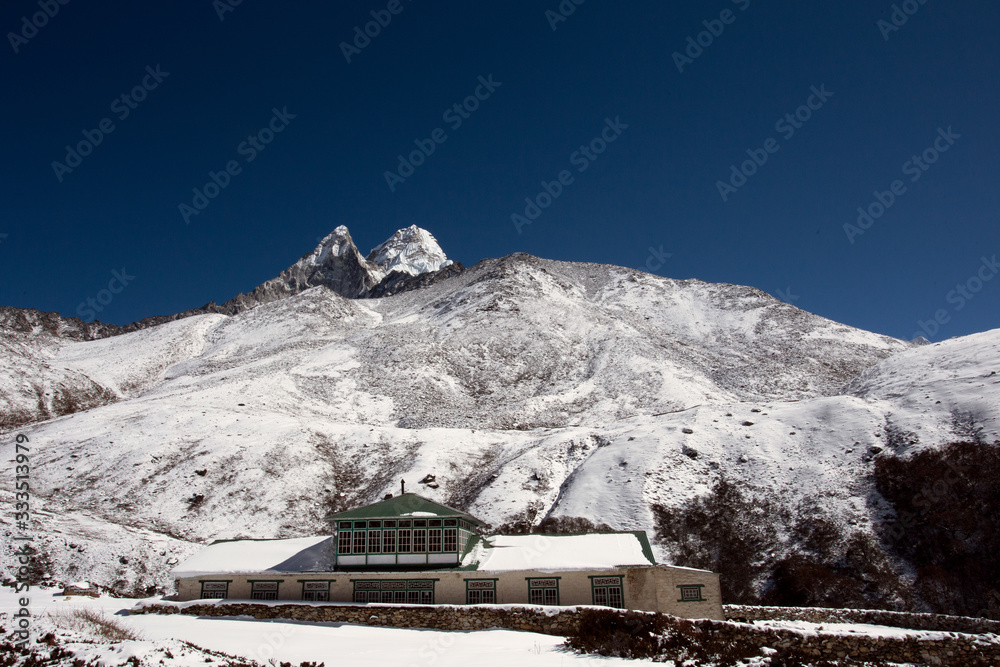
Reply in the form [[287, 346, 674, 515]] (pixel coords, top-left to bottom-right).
[[465, 578, 498, 605], [526, 577, 560, 605], [589, 576, 624, 608], [337, 530, 352, 554], [428, 528, 442, 552], [199, 580, 231, 599], [368, 529, 381, 554], [248, 579, 283, 601], [676, 584, 706, 602], [351, 579, 438, 604], [383, 529, 396, 552], [443, 528, 457, 552], [353, 530, 367, 553], [299, 579, 334, 602], [413, 529, 427, 552]]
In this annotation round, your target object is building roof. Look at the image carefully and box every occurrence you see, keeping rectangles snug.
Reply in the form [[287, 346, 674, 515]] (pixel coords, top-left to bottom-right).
[[467, 532, 656, 572], [171, 531, 658, 578], [324, 493, 487, 527], [172, 535, 334, 579]]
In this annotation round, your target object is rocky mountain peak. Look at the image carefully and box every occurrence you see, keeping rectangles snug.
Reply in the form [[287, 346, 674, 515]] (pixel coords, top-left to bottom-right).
[[366, 225, 453, 277]]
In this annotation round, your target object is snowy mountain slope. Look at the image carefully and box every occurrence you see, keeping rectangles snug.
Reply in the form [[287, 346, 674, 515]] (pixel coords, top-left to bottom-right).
[[2, 245, 998, 595]]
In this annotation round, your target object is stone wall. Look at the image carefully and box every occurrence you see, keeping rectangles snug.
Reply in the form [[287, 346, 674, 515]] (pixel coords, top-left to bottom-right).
[[133, 602, 1000, 665], [679, 616, 1000, 666], [132, 602, 583, 636], [725, 604, 1000, 635]]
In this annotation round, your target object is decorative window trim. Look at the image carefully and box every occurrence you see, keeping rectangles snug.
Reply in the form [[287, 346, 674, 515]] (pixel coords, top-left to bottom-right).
[[676, 584, 706, 602], [249, 579, 283, 601], [589, 575, 624, 608], [525, 577, 560, 606], [199, 580, 231, 599], [465, 578, 498, 605], [298, 578, 335, 601], [351, 579, 439, 604]]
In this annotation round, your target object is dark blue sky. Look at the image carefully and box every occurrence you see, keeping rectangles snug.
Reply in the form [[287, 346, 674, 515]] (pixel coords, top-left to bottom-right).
[[2, 1, 998, 342]]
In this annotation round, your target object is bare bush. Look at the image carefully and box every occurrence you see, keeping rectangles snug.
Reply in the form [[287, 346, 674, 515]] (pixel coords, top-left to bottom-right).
[[48, 607, 143, 642]]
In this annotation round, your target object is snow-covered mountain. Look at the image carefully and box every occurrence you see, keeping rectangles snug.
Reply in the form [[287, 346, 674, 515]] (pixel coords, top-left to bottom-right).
[[1, 230, 997, 599], [367, 225, 453, 276]]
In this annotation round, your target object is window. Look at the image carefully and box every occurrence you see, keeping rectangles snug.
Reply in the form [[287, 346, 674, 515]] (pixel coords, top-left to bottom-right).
[[339, 521, 352, 530], [443, 528, 457, 552], [251, 581, 280, 600], [527, 578, 559, 605], [369, 520, 382, 528], [413, 519, 427, 527], [428, 529, 442, 552], [352, 580, 435, 604], [368, 530, 381, 554], [383, 530, 396, 553], [383, 520, 396, 528], [591, 577, 624, 608], [301, 581, 331, 602], [338, 531, 352, 554], [353, 530, 366, 553], [413, 529, 426, 552], [444, 518, 457, 527], [302, 590, 328, 601], [428, 519, 442, 527], [466, 580, 496, 604], [200, 581, 229, 599], [677, 585, 705, 602], [398, 529, 411, 553], [398, 520, 412, 528], [353, 521, 367, 529]]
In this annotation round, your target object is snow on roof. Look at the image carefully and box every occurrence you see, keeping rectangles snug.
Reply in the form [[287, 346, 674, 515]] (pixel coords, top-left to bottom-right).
[[172, 531, 656, 578], [474, 533, 655, 572], [172, 536, 333, 578]]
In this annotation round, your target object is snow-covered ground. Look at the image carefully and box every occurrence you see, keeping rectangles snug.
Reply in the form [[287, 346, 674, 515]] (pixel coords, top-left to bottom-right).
[[0, 588, 624, 666], [5, 588, 987, 666]]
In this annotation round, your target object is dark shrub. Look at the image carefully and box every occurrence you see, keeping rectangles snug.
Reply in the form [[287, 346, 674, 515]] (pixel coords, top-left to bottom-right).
[[874, 440, 1000, 616]]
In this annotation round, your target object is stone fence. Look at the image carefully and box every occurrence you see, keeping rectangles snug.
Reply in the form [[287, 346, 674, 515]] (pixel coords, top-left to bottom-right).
[[132, 602, 582, 636], [134, 602, 1000, 665], [725, 604, 1000, 635]]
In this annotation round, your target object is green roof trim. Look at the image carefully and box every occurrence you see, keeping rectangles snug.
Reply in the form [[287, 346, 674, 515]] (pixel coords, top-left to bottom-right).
[[324, 493, 487, 527], [632, 531, 657, 566]]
